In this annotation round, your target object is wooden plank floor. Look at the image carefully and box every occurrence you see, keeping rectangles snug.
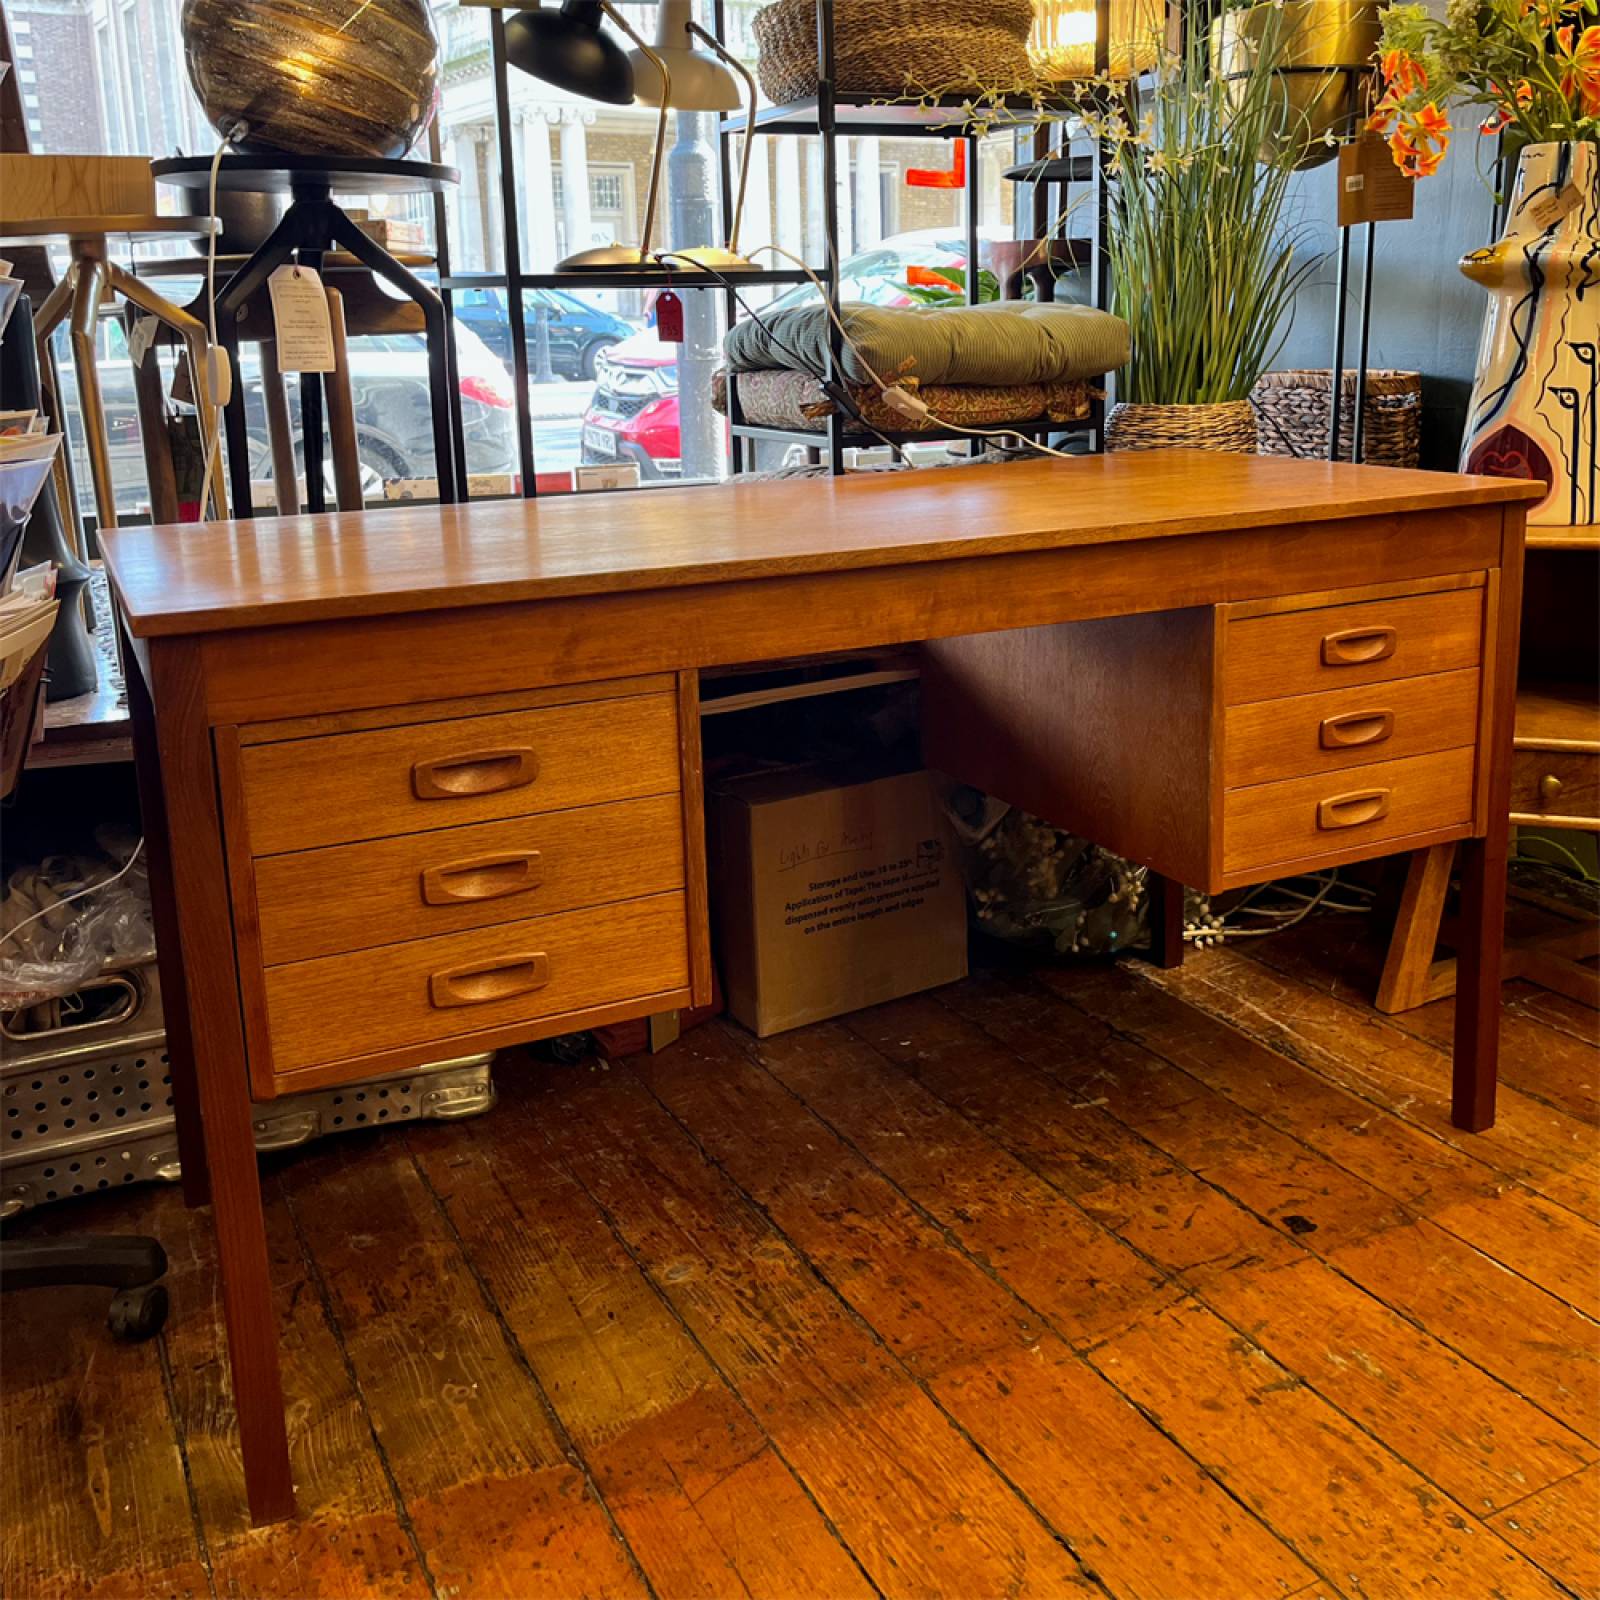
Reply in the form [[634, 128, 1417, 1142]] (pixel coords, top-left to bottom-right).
[[4, 916, 1597, 1600]]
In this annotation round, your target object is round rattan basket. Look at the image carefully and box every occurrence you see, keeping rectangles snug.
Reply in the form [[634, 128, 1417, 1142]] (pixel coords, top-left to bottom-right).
[[752, 0, 1037, 105], [1105, 399, 1258, 453], [1251, 369, 1422, 466]]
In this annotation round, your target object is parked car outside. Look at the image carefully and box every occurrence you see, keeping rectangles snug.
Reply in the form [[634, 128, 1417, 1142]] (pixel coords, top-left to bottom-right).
[[579, 332, 681, 480], [452, 287, 635, 379], [579, 229, 1087, 477], [55, 317, 518, 518]]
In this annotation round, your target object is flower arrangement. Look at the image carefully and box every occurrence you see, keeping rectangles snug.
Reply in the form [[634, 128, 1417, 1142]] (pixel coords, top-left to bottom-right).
[[1370, 0, 1600, 177]]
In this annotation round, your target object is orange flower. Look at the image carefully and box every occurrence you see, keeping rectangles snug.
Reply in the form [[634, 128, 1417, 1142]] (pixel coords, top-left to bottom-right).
[[1561, 24, 1600, 115], [1388, 102, 1451, 179], [1368, 90, 1400, 134], [1381, 48, 1427, 95]]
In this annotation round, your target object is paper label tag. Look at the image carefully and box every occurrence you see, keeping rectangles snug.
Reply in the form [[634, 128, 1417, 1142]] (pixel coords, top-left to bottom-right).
[[267, 265, 336, 372], [655, 290, 683, 343], [1527, 183, 1582, 231], [128, 315, 159, 368]]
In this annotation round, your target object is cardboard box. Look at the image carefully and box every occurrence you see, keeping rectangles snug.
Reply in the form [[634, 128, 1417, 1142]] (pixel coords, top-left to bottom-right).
[[709, 767, 967, 1036]]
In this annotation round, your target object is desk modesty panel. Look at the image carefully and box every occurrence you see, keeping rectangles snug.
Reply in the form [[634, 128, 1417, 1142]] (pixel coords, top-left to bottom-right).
[[101, 451, 1537, 1526]]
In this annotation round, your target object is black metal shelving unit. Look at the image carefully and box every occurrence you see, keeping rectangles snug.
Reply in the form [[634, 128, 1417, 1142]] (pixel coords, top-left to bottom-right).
[[711, 0, 1110, 476], [424, 0, 1114, 495]]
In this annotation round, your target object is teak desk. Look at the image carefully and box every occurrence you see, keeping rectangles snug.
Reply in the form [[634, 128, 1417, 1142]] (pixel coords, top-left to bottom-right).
[[100, 450, 1538, 1524]]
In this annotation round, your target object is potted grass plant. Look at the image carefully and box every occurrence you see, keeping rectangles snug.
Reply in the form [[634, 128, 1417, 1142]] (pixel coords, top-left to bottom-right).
[[1096, 2, 1322, 452]]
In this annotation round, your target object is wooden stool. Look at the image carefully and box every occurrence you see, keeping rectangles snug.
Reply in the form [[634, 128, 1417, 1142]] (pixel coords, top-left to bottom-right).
[[0, 216, 228, 529]]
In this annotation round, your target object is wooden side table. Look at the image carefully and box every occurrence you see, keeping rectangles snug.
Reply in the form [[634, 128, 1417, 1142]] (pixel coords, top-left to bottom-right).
[[0, 216, 228, 531]]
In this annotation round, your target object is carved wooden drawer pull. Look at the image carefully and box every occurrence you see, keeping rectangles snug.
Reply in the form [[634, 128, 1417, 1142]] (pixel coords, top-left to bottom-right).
[[421, 851, 544, 905], [1322, 626, 1398, 666], [412, 747, 539, 799], [1317, 789, 1392, 830], [429, 954, 551, 1008], [1319, 709, 1395, 749]]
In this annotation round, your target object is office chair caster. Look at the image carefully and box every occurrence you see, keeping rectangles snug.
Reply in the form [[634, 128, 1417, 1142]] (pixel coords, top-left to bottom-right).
[[0, 1234, 170, 1343], [108, 1281, 169, 1342]]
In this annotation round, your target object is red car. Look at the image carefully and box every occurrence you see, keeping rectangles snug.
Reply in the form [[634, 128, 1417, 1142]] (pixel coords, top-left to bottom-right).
[[579, 334, 682, 480]]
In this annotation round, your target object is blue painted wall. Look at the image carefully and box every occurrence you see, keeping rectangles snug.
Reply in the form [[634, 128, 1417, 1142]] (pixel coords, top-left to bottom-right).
[[1273, 148, 1505, 466]]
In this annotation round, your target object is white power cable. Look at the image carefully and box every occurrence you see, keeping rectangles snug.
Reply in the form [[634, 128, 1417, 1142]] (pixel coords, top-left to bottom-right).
[[196, 128, 245, 519], [0, 839, 146, 957]]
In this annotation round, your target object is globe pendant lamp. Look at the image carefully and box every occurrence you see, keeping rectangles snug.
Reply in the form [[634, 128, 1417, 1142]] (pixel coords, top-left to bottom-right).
[[503, 1, 672, 270], [629, 0, 762, 273]]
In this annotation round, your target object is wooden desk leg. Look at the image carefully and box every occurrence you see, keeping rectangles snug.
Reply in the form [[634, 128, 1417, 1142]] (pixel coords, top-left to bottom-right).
[[1455, 826, 1509, 1132], [147, 637, 296, 1525], [1144, 873, 1186, 969], [1452, 513, 1526, 1134], [124, 634, 207, 1208]]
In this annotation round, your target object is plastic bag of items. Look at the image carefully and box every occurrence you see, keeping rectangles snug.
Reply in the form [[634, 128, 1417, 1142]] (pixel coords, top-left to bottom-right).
[[942, 785, 1156, 957], [0, 827, 153, 1013]]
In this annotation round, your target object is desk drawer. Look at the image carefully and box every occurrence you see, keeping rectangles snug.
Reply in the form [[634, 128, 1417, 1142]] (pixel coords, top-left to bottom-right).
[[262, 891, 690, 1077], [240, 692, 681, 855], [1223, 588, 1483, 704], [1510, 747, 1600, 825], [1223, 747, 1475, 875], [1223, 669, 1480, 789], [253, 794, 686, 965]]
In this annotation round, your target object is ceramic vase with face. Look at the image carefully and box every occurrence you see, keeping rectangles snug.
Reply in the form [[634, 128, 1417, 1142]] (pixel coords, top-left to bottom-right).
[[1459, 141, 1600, 527]]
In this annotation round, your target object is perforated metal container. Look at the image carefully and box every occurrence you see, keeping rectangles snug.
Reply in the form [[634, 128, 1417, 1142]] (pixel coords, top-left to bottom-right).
[[2, 960, 494, 1217]]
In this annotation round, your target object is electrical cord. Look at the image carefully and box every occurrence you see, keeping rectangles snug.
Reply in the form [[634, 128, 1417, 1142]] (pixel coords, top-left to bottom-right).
[[196, 135, 233, 518]]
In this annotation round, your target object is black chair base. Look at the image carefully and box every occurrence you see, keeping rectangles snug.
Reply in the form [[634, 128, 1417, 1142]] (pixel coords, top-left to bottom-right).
[[0, 1233, 170, 1342]]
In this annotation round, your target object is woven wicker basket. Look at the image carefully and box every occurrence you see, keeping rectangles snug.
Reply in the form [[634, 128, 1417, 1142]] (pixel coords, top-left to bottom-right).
[[752, 0, 1037, 105], [1252, 369, 1423, 467], [1105, 399, 1258, 454]]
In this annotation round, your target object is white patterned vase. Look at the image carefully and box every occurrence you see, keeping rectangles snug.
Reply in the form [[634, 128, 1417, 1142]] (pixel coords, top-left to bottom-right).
[[1459, 141, 1599, 526]]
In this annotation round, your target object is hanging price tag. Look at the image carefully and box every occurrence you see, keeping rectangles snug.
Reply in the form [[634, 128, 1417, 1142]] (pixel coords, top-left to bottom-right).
[[267, 265, 336, 372], [128, 315, 159, 368], [655, 290, 684, 343], [1527, 183, 1583, 232]]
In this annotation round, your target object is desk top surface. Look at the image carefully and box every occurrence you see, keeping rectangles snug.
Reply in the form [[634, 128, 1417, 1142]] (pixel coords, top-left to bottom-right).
[[102, 451, 1536, 639]]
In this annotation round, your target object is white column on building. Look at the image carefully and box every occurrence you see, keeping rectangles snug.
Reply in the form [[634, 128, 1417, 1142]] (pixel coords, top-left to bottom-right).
[[853, 136, 882, 250], [739, 132, 771, 259], [479, 124, 505, 270], [834, 135, 853, 258], [804, 140, 825, 265], [454, 125, 489, 269], [521, 109, 559, 272], [560, 112, 595, 253], [775, 138, 804, 265]]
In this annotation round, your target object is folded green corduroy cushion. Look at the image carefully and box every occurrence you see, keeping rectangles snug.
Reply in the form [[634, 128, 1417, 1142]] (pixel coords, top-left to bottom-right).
[[723, 300, 1130, 387]]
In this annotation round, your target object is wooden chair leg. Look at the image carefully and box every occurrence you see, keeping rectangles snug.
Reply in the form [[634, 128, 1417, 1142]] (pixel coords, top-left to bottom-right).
[[260, 342, 301, 517], [324, 288, 364, 512], [1376, 843, 1457, 1014]]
